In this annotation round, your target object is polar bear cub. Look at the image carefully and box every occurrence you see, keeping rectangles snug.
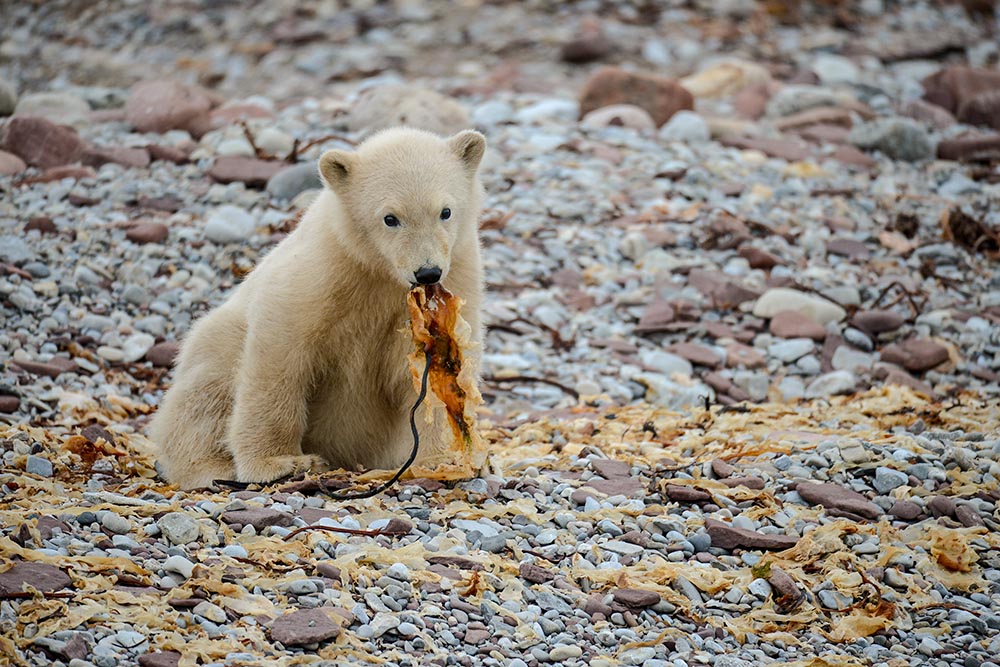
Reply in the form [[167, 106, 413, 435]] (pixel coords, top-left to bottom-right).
[[151, 127, 487, 489]]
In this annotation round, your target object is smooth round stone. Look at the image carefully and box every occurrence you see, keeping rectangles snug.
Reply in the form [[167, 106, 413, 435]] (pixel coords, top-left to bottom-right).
[[163, 555, 196, 579], [266, 163, 322, 201], [158, 512, 200, 545], [97, 346, 126, 363], [548, 645, 583, 661], [748, 578, 772, 598], [255, 127, 294, 155], [221, 544, 248, 558], [658, 111, 710, 143], [387, 563, 411, 582], [204, 205, 256, 243], [100, 512, 132, 534], [122, 333, 156, 363]]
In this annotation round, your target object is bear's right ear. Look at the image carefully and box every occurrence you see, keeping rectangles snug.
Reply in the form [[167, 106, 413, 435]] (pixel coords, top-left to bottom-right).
[[319, 149, 355, 192]]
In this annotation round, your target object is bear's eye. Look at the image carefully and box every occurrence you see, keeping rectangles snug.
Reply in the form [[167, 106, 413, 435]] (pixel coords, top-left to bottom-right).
[[383, 214, 400, 228], [440, 208, 451, 221]]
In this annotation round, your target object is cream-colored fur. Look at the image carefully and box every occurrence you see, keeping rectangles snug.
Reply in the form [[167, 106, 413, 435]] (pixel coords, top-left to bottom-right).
[[150, 127, 486, 489]]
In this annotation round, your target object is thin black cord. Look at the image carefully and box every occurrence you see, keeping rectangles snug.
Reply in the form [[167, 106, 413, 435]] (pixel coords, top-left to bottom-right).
[[325, 350, 432, 501]]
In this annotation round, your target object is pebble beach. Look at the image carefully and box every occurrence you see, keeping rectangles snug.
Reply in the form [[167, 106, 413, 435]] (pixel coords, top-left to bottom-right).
[[2, 1, 1000, 666]]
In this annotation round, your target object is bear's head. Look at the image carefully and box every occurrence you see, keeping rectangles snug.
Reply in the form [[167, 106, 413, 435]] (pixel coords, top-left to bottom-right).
[[318, 127, 486, 288]]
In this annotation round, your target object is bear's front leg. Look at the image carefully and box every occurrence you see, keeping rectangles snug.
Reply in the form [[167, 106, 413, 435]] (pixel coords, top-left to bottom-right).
[[227, 331, 329, 484]]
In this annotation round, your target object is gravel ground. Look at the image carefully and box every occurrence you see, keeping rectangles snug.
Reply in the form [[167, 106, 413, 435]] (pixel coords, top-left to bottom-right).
[[2, 1, 1000, 666]]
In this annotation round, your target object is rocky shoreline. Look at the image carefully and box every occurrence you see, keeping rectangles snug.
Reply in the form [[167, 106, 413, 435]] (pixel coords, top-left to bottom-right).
[[2, 1, 1000, 666]]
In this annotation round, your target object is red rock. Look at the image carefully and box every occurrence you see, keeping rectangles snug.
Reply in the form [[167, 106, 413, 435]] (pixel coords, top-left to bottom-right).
[[138, 195, 183, 212], [585, 477, 644, 497], [721, 477, 765, 489], [703, 371, 734, 394], [900, 99, 956, 129], [732, 82, 770, 120], [83, 145, 151, 169], [138, 652, 181, 667], [768, 565, 804, 611], [269, 608, 340, 646], [220, 508, 295, 531], [0, 395, 19, 412], [880, 338, 949, 373], [922, 66, 1000, 115], [25, 217, 57, 234], [591, 459, 630, 478], [0, 116, 85, 168], [667, 342, 722, 368], [712, 282, 760, 309], [584, 593, 613, 617], [796, 482, 882, 520], [774, 106, 853, 131], [937, 134, 1000, 161], [519, 562, 556, 583], [888, 500, 921, 521], [711, 458, 735, 478], [126, 80, 213, 137], [720, 135, 811, 161], [664, 484, 711, 502], [738, 245, 782, 270], [145, 341, 180, 367], [126, 222, 169, 244], [147, 144, 191, 164], [579, 66, 694, 127], [830, 145, 876, 168], [612, 588, 660, 608], [955, 504, 984, 528], [826, 238, 870, 260], [786, 68, 820, 85], [851, 309, 904, 334], [209, 103, 275, 129], [704, 518, 798, 551], [0, 561, 72, 594], [208, 156, 286, 188], [726, 343, 766, 369], [688, 268, 760, 307], [81, 424, 115, 445], [561, 16, 612, 64], [0, 149, 26, 175], [634, 300, 675, 334], [769, 310, 826, 341], [794, 124, 850, 144], [12, 357, 77, 378], [927, 496, 956, 517], [315, 562, 341, 580], [958, 89, 1000, 130], [29, 165, 97, 183], [463, 628, 491, 644], [877, 366, 933, 395]]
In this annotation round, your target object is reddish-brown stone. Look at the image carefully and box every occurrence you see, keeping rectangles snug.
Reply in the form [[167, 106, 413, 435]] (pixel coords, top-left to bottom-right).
[[579, 66, 694, 127]]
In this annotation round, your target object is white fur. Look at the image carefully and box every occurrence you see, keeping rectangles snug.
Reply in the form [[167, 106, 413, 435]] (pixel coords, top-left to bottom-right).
[[150, 128, 486, 489]]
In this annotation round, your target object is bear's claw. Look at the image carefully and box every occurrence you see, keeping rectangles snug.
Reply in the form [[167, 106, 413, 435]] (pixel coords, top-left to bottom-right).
[[236, 454, 329, 485]]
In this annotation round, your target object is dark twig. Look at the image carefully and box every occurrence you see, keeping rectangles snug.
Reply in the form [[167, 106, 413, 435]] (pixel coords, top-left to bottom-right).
[[239, 120, 274, 161], [483, 375, 580, 400], [290, 134, 357, 161], [282, 522, 411, 542]]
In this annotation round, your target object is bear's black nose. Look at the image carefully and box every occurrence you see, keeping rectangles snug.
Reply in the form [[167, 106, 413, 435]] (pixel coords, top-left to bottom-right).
[[414, 266, 442, 285]]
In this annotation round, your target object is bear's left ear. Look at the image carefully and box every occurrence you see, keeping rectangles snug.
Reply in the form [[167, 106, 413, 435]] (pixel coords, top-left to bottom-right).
[[448, 130, 487, 174], [319, 149, 356, 192]]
